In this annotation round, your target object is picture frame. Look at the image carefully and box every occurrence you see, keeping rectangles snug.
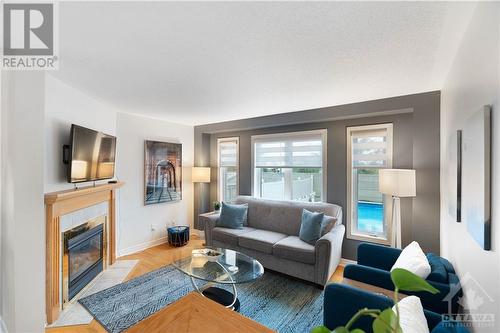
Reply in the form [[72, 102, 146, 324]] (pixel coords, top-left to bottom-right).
[[144, 140, 182, 205]]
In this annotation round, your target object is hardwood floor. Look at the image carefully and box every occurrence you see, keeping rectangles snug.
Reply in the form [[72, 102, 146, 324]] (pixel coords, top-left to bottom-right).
[[46, 237, 344, 333]]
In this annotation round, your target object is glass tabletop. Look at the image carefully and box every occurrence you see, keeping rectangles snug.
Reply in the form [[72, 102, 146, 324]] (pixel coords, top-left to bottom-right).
[[172, 247, 264, 284]]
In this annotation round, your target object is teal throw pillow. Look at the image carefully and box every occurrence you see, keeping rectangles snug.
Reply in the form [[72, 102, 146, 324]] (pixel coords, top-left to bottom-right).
[[299, 209, 325, 245], [217, 202, 248, 229]]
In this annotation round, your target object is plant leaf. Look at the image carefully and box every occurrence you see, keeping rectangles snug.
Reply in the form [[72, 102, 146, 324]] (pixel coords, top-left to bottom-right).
[[350, 329, 366, 333], [310, 326, 332, 333], [331, 327, 349, 333], [390, 268, 439, 294], [372, 309, 401, 333]]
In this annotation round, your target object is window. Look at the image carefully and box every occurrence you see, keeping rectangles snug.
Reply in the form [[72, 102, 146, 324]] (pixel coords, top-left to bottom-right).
[[217, 137, 239, 202], [252, 130, 326, 202], [346, 124, 393, 244]]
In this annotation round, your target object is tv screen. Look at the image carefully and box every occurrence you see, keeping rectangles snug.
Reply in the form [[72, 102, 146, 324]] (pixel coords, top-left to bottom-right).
[[68, 124, 117, 183]]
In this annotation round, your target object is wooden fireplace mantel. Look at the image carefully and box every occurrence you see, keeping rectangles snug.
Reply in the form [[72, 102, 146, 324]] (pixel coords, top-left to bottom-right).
[[45, 181, 124, 325]]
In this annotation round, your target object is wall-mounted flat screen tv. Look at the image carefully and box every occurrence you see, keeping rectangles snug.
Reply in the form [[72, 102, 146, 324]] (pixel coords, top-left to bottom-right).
[[68, 124, 117, 183]]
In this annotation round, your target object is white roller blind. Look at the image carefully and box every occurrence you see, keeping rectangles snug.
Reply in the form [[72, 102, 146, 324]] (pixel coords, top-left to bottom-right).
[[219, 139, 238, 167], [351, 128, 390, 168], [254, 132, 324, 168]]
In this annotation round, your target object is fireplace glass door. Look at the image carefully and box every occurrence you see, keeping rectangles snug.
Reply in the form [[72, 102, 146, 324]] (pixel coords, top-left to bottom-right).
[[67, 223, 104, 299]]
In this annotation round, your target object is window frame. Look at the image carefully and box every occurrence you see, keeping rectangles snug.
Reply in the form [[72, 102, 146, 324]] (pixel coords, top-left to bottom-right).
[[346, 123, 393, 245], [251, 129, 327, 202], [217, 137, 239, 203]]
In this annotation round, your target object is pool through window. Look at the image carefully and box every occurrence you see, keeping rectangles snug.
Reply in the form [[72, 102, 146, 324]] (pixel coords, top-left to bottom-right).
[[252, 130, 327, 202], [217, 137, 239, 202], [346, 124, 393, 244]]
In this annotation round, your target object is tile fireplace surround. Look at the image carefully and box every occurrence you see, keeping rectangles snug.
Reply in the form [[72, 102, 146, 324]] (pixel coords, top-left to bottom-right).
[[44, 182, 124, 325]]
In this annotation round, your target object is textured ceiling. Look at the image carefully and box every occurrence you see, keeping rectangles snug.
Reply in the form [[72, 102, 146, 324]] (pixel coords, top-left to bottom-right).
[[51, 1, 475, 125]]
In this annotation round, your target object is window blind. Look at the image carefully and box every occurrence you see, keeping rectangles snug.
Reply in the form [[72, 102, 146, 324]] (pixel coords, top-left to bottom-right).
[[254, 133, 324, 168], [351, 128, 390, 168], [219, 139, 238, 167]]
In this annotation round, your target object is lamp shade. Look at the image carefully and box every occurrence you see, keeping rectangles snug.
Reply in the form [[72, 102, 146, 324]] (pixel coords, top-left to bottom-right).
[[192, 167, 211, 183], [379, 169, 416, 197]]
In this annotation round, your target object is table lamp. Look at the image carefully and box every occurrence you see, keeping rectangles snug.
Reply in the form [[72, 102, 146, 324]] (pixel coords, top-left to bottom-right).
[[379, 169, 416, 249]]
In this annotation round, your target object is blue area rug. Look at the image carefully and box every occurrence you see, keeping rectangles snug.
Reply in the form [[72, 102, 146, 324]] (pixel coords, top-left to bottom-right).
[[79, 265, 324, 333]]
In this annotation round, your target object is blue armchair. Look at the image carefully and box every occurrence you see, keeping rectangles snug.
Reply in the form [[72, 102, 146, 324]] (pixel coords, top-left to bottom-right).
[[343, 243, 462, 314], [323, 283, 469, 333]]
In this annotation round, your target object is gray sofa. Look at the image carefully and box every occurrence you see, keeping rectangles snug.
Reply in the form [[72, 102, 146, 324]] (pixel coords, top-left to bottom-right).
[[201, 196, 344, 286]]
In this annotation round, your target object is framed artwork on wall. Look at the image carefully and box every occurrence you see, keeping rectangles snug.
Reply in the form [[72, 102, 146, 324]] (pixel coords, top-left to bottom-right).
[[144, 140, 182, 205], [462, 105, 491, 250]]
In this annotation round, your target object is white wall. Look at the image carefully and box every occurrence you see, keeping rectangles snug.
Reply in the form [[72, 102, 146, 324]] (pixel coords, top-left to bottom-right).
[[44, 75, 119, 193], [1, 72, 46, 333], [115, 113, 194, 256], [440, 3, 500, 332]]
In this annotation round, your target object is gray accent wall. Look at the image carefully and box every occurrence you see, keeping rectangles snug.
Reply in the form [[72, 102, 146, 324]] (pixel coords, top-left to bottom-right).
[[194, 91, 440, 260]]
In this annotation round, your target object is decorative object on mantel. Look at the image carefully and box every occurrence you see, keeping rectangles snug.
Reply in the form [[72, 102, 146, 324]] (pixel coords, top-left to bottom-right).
[[462, 105, 491, 250], [213, 201, 221, 211], [379, 169, 416, 249], [144, 140, 182, 205], [167, 226, 190, 247], [44, 181, 124, 325]]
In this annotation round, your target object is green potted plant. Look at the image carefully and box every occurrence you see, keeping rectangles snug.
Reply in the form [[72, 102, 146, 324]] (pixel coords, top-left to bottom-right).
[[213, 201, 221, 212], [311, 268, 439, 333]]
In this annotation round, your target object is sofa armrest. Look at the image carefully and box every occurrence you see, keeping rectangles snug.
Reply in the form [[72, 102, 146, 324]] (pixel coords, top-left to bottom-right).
[[199, 212, 220, 246], [324, 283, 393, 331], [344, 264, 395, 290], [344, 264, 456, 314], [315, 224, 345, 286], [357, 243, 402, 271], [424, 310, 443, 331]]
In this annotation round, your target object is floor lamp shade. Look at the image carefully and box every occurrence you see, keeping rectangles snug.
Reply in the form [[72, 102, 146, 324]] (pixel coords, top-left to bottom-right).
[[192, 167, 211, 183], [379, 169, 416, 197], [379, 169, 416, 249]]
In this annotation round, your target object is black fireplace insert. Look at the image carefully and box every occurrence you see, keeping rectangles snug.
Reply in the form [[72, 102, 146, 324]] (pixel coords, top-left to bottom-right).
[[66, 223, 104, 300]]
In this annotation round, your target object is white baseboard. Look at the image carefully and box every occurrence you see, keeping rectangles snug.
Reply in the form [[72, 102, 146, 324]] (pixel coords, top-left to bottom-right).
[[117, 236, 167, 257], [339, 258, 357, 266], [0, 316, 7, 333]]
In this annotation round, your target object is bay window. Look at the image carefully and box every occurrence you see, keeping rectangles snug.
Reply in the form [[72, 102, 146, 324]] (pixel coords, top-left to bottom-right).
[[346, 124, 393, 244], [252, 130, 326, 202], [217, 137, 239, 202]]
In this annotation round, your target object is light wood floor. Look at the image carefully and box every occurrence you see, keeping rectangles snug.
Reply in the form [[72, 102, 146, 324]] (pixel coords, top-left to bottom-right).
[[46, 237, 344, 333]]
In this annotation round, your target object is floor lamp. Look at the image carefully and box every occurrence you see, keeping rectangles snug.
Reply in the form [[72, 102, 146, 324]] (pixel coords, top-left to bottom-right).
[[192, 167, 211, 228], [379, 169, 416, 249]]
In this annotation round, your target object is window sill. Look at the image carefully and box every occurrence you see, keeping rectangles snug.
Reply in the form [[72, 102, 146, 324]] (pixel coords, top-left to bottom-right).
[[347, 232, 391, 246]]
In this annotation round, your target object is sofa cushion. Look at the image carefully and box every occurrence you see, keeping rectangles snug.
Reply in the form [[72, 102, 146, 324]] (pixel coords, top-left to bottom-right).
[[217, 202, 248, 229], [238, 229, 287, 254], [299, 209, 324, 244], [392, 296, 429, 333], [391, 241, 431, 279], [273, 236, 316, 264], [212, 227, 256, 246], [426, 253, 448, 283], [321, 215, 337, 236]]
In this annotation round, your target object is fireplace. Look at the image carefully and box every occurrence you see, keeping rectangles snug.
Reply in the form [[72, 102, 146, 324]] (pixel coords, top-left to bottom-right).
[[62, 216, 107, 306]]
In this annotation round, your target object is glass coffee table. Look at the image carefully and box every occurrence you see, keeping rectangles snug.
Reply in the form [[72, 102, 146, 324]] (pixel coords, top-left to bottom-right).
[[173, 247, 264, 311]]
